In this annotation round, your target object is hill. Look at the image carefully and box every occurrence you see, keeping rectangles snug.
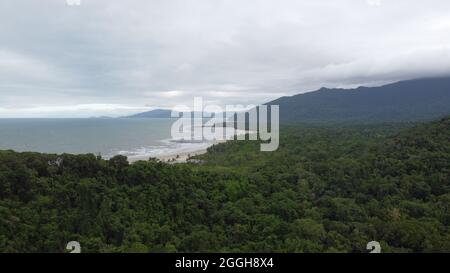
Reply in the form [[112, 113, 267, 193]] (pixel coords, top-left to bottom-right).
[[124, 109, 172, 118], [267, 77, 450, 123]]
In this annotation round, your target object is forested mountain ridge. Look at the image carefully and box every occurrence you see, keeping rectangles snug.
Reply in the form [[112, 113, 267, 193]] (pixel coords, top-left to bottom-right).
[[125, 77, 450, 123], [0, 117, 449, 252], [268, 77, 450, 123]]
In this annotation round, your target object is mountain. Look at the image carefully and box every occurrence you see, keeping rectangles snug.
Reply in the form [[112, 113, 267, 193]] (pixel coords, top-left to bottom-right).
[[126, 77, 450, 123], [267, 77, 450, 123], [124, 109, 172, 118], [89, 116, 113, 119]]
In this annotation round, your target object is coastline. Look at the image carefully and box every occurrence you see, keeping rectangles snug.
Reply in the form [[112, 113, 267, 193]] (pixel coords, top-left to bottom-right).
[[127, 147, 208, 163], [127, 140, 226, 164], [126, 129, 253, 164]]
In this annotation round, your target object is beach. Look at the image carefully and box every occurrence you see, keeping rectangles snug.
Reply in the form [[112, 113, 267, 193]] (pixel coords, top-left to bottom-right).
[[126, 139, 227, 164], [126, 127, 253, 164], [127, 147, 208, 163]]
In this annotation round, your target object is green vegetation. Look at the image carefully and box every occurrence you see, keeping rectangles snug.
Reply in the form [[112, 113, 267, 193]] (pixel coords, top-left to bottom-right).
[[0, 118, 449, 253], [269, 77, 450, 123]]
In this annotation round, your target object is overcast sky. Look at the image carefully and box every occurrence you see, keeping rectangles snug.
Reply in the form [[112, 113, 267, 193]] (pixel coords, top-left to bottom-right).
[[1, 0, 450, 117]]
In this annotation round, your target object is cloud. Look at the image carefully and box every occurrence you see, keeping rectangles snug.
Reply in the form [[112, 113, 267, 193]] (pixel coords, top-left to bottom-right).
[[1, 0, 450, 117], [150, 90, 185, 98], [366, 0, 382, 6]]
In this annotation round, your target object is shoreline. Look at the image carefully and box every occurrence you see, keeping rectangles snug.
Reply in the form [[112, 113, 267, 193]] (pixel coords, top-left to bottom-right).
[[127, 147, 208, 164], [127, 140, 226, 164], [126, 130, 254, 164]]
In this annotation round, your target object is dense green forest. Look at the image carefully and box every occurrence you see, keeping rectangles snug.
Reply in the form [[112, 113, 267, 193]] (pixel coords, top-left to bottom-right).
[[0, 117, 449, 253]]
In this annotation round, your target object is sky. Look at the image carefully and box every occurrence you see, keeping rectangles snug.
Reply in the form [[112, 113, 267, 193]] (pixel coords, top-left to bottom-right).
[[1, 0, 450, 117]]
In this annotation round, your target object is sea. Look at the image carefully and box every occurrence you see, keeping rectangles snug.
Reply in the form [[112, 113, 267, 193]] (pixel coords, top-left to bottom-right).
[[0, 118, 215, 160]]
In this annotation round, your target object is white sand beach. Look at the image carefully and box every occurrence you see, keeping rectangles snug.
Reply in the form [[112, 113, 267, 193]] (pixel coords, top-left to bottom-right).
[[126, 128, 254, 164], [127, 146, 209, 163], [127, 139, 227, 164]]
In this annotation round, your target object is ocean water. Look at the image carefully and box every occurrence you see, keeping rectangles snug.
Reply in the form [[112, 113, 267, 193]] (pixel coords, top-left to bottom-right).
[[0, 118, 213, 160]]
